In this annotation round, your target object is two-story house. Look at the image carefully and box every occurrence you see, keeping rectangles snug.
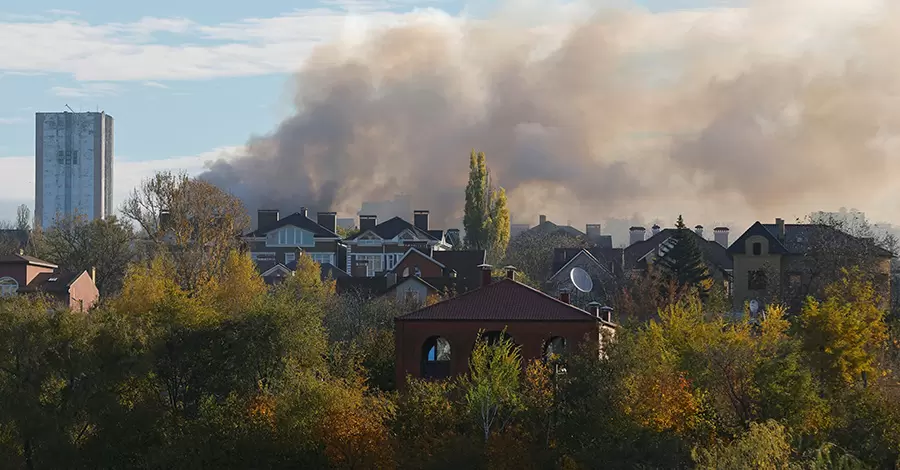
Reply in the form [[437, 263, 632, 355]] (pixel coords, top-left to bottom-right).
[[242, 208, 345, 270], [343, 211, 450, 277], [728, 218, 893, 313], [0, 253, 99, 311]]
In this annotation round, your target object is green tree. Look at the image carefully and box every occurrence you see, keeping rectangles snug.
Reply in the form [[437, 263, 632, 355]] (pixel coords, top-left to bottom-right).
[[693, 420, 794, 470], [465, 330, 523, 442], [797, 268, 887, 389], [656, 215, 712, 297], [41, 214, 135, 295], [463, 150, 510, 259]]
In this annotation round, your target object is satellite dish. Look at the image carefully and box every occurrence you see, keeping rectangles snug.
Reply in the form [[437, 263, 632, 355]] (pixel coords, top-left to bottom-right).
[[570, 267, 594, 293], [749, 299, 760, 315]]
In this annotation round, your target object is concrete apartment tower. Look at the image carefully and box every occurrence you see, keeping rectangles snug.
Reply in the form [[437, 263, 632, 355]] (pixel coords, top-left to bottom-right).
[[35, 111, 114, 228]]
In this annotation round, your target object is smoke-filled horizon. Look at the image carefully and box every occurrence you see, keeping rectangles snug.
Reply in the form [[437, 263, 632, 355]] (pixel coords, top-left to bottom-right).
[[200, 0, 900, 235]]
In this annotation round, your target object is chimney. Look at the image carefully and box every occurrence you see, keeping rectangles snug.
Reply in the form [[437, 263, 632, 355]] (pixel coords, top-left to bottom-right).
[[694, 225, 704, 238], [478, 264, 493, 287], [539, 214, 547, 225], [300, 207, 308, 218], [359, 215, 377, 232], [775, 218, 785, 240], [504, 265, 517, 281], [91, 267, 96, 281], [600, 306, 614, 324], [586, 224, 603, 245], [414, 210, 430, 231], [587, 301, 601, 317], [257, 209, 279, 231], [317, 212, 337, 234], [159, 210, 171, 232], [714, 227, 730, 247], [559, 289, 571, 304], [351, 259, 368, 277], [651, 224, 661, 236], [629, 226, 646, 246]]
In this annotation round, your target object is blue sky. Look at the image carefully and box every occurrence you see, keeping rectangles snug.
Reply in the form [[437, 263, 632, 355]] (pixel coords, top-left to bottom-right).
[[0, 0, 731, 221]]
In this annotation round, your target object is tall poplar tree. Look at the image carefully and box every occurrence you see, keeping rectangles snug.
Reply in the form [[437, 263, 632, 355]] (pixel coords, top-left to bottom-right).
[[656, 215, 712, 296], [463, 151, 510, 260]]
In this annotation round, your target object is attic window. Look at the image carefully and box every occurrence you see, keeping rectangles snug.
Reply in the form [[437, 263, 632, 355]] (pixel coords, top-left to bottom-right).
[[48, 277, 58, 282], [752, 242, 762, 255]]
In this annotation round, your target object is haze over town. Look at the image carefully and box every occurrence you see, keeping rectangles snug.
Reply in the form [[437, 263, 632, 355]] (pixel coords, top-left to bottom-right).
[[3, 0, 900, 242]]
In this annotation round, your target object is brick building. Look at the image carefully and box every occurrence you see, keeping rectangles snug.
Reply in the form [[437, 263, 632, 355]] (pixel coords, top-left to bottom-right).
[[0, 254, 99, 311], [394, 266, 616, 388]]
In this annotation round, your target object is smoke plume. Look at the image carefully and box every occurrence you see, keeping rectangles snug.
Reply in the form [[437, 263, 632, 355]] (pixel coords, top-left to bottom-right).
[[201, 0, 900, 232]]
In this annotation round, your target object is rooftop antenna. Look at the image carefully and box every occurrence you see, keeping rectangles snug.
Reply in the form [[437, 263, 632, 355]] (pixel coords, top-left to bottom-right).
[[65, 104, 75, 113]]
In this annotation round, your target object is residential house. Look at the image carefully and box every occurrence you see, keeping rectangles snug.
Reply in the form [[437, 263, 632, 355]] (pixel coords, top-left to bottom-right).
[[380, 248, 487, 305], [0, 254, 99, 311], [547, 246, 624, 306], [728, 218, 893, 313], [243, 208, 345, 269], [343, 211, 450, 277], [624, 225, 733, 284], [394, 265, 616, 388], [515, 215, 588, 240]]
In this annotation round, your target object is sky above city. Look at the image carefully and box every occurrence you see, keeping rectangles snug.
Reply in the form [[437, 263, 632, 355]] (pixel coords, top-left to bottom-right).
[[3, 0, 896, 237]]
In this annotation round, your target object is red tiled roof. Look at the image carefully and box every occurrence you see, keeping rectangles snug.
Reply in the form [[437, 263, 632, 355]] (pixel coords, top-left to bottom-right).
[[396, 278, 600, 322]]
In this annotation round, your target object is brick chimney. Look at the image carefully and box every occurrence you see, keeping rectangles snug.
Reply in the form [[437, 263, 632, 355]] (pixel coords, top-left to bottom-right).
[[587, 301, 601, 317], [714, 227, 730, 247], [775, 218, 785, 241], [559, 289, 571, 304], [317, 212, 337, 234], [694, 225, 704, 238], [159, 210, 171, 232], [359, 215, 377, 232], [351, 259, 368, 277], [600, 306, 614, 323], [299, 207, 308, 218], [257, 209, 279, 231], [651, 224, 661, 236], [504, 265, 517, 281], [479, 264, 493, 287], [629, 226, 646, 246], [414, 210, 430, 231], [586, 224, 603, 245], [539, 214, 547, 225]]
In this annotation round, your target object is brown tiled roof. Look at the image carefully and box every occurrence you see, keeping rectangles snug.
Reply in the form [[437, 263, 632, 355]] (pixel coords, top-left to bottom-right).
[[0, 254, 58, 268], [21, 271, 80, 293], [396, 278, 600, 322]]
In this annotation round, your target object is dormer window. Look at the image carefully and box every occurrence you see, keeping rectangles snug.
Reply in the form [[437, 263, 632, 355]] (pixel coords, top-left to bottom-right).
[[752, 242, 762, 255]]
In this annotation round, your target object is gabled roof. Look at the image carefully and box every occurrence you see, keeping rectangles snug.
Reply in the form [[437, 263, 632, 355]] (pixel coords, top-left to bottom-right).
[[396, 278, 603, 322], [244, 212, 339, 238], [550, 247, 623, 279], [625, 228, 733, 271], [728, 222, 893, 257], [548, 249, 612, 282], [346, 217, 438, 241], [727, 222, 789, 255], [516, 221, 586, 239], [0, 254, 58, 269], [320, 263, 350, 280], [21, 271, 81, 293], [383, 276, 439, 295], [390, 247, 445, 273], [260, 263, 292, 277]]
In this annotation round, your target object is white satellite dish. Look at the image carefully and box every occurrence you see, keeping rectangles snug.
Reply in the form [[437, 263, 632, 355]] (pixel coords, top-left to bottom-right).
[[749, 299, 760, 315], [570, 267, 594, 293]]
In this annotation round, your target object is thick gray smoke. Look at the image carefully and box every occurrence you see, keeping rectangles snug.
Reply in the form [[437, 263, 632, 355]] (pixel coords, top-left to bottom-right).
[[201, 0, 900, 231]]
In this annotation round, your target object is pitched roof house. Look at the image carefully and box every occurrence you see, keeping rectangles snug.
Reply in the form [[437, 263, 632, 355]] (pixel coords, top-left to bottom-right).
[[0, 254, 99, 311], [728, 218, 892, 312], [243, 208, 345, 271], [344, 211, 451, 277], [394, 266, 616, 388]]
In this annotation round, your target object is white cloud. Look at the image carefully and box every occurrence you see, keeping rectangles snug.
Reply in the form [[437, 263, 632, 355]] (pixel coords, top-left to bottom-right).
[[50, 82, 120, 97], [0, 117, 24, 124], [142, 81, 169, 89], [46, 9, 80, 16], [0, 146, 246, 221]]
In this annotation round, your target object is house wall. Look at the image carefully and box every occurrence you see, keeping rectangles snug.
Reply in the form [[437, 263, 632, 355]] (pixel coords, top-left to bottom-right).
[[393, 280, 432, 305], [395, 319, 598, 388], [394, 251, 443, 278], [0, 264, 56, 287], [67, 272, 99, 311], [732, 234, 783, 311], [247, 239, 339, 265]]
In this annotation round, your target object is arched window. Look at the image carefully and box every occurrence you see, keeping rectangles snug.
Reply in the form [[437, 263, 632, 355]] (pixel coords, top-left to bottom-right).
[[544, 337, 566, 361], [0, 277, 18, 297], [482, 330, 513, 346], [402, 267, 410, 277], [422, 336, 452, 379]]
